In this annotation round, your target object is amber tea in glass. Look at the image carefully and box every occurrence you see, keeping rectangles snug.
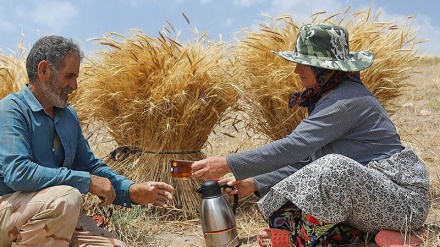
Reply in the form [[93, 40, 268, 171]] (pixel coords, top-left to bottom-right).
[[170, 160, 193, 180]]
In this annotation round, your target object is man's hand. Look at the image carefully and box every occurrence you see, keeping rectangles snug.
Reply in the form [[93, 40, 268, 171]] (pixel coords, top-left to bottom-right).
[[88, 175, 116, 207], [129, 182, 175, 208]]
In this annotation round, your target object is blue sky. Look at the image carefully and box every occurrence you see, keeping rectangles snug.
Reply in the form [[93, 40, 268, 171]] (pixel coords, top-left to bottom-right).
[[0, 0, 439, 57]]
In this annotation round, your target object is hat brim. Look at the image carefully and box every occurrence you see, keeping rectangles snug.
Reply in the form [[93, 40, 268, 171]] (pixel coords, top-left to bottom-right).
[[273, 50, 374, 72]]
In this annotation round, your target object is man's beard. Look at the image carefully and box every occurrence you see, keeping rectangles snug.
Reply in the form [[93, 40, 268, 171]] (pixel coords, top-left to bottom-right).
[[40, 76, 71, 109]]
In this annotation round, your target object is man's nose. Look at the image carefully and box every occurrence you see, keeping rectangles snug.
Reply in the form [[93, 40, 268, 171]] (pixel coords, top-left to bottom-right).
[[70, 79, 78, 91]]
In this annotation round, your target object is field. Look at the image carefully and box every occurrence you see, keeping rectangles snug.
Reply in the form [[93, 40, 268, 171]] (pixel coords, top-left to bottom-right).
[[85, 57, 440, 246]]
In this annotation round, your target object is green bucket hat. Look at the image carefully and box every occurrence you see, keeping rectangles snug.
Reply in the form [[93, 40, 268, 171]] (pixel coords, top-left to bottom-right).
[[273, 23, 374, 71]]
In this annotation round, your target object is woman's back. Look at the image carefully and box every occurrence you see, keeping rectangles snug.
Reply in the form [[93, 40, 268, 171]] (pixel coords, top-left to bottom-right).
[[309, 78, 404, 164]]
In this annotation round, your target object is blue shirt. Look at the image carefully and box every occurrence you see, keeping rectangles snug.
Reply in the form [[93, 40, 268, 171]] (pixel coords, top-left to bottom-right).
[[0, 86, 134, 207]]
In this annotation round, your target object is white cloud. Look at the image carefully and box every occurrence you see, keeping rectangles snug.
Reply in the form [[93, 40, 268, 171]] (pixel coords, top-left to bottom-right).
[[126, 0, 140, 7], [0, 18, 14, 31], [16, 0, 78, 33], [410, 15, 440, 55], [222, 17, 236, 28], [233, 0, 265, 7], [259, 1, 439, 55], [268, 0, 345, 24], [0, 7, 14, 31], [200, 0, 213, 4]]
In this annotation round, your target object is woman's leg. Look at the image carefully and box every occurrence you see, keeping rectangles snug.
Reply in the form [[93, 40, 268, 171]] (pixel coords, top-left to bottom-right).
[[0, 185, 82, 247], [258, 153, 429, 234]]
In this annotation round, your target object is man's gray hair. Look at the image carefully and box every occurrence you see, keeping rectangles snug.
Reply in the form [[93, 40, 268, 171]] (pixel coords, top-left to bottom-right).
[[26, 35, 84, 82]]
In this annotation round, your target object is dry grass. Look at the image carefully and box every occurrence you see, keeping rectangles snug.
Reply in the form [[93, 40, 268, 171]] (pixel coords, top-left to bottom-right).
[[0, 40, 26, 99], [388, 56, 440, 246], [232, 15, 308, 141]]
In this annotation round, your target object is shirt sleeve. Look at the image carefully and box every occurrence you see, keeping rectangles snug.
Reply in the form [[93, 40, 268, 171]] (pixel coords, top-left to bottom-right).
[[251, 159, 309, 197], [69, 111, 134, 207], [227, 94, 357, 181]]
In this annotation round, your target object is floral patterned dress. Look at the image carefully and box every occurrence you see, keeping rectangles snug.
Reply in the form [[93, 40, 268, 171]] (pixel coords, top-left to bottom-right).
[[257, 148, 430, 235]]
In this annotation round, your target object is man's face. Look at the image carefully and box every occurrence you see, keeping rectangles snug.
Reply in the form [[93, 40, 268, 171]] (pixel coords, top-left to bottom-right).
[[41, 53, 79, 108]]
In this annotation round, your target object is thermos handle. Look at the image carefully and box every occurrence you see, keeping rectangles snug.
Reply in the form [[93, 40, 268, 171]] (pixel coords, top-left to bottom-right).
[[219, 183, 239, 215]]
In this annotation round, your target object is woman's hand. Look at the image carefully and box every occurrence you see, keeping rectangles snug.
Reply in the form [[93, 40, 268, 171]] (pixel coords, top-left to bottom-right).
[[129, 181, 175, 208], [191, 156, 231, 180], [219, 177, 257, 198]]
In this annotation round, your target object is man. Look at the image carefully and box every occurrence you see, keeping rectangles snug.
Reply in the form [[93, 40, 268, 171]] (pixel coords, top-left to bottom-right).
[[0, 35, 175, 246]]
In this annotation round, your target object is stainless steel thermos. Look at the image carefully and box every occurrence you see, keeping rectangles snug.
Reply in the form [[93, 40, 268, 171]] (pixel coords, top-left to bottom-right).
[[196, 180, 241, 247]]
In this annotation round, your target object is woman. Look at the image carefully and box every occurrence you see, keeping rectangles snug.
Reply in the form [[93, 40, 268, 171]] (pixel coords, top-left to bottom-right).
[[191, 23, 430, 246]]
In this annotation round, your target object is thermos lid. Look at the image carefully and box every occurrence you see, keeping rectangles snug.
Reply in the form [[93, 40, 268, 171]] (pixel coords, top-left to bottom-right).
[[196, 180, 222, 198]]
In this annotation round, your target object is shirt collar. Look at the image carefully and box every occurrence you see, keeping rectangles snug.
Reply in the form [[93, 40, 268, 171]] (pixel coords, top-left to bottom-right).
[[22, 84, 45, 112], [22, 84, 68, 117]]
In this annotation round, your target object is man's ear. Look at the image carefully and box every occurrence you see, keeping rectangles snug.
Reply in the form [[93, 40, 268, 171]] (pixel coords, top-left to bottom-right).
[[37, 60, 51, 81]]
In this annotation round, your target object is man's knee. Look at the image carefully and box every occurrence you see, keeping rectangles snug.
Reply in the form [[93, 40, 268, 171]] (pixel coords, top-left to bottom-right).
[[37, 185, 83, 216]]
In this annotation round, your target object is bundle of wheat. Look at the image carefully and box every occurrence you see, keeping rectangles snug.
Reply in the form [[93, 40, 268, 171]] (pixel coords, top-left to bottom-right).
[[72, 27, 240, 218], [339, 8, 420, 114], [233, 15, 307, 141], [0, 49, 27, 99], [234, 7, 420, 140]]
